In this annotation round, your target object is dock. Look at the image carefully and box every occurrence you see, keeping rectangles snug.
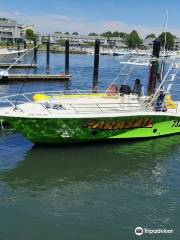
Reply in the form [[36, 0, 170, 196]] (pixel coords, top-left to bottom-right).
[[0, 63, 38, 68], [0, 74, 71, 82], [0, 40, 72, 83]]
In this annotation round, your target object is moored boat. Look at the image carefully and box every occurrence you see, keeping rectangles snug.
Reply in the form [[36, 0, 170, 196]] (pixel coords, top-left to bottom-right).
[[0, 38, 180, 144]]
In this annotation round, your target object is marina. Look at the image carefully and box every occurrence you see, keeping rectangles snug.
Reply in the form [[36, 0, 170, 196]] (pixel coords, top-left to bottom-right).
[[0, 39, 180, 143], [0, 49, 180, 239], [0, 2, 180, 239]]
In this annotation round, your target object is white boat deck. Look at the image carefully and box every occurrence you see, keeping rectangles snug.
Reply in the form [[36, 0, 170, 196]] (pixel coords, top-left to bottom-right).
[[0, 93, 180, 119]]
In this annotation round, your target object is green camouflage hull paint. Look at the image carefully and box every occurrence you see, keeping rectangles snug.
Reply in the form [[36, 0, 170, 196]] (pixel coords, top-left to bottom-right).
[[4, 115, 180, 143]]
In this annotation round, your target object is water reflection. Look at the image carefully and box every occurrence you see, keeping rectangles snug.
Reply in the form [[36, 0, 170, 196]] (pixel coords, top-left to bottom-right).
[[0, 135, 180, 191]]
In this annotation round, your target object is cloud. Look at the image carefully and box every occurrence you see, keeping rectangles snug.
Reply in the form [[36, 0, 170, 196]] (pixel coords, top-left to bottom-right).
[[0, 10, 180, 37]]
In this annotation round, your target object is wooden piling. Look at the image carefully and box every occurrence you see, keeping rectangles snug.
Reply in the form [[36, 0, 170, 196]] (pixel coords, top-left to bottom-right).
[[33, 39, 37, 64], [93, 39, 100, 91], [17, 41, 20, 58], [24, 41, 27, 49], [46, 35, 50, 73], [65, 40, 69, 75], [148, 39, 161, 95]]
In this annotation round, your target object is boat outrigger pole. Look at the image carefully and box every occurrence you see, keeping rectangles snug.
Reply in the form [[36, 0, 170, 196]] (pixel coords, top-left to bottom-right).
[[147, 38, 161, 95]]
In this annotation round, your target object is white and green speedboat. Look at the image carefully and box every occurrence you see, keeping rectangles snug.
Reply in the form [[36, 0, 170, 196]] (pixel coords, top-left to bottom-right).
[[0, 40, 180, 144]]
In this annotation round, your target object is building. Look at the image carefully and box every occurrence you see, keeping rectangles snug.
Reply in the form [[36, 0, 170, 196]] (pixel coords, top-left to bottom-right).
[[0, 18, 35, 43], [42, 32, 126, 48], [143, 37, 155, 49], [174, 38, 180, 50]]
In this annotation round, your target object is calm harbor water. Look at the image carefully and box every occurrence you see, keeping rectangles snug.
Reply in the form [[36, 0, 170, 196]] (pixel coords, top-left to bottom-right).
[[0, 53, 180, 239]]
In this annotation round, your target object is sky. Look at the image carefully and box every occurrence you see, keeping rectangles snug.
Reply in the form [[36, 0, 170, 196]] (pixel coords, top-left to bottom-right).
[[1, 0, 180, 37]]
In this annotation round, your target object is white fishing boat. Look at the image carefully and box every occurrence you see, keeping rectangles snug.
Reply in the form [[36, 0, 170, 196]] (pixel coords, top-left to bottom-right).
[[0, 48, 27, 62], [113, 49, 131, 56], [0, 48, 27, 56]]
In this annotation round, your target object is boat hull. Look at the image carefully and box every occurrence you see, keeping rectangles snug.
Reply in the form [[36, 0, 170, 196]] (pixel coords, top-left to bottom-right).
[[3, 115, 180, 143]]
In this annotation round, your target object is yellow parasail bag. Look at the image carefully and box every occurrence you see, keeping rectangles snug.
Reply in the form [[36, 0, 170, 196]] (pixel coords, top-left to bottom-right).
[[33, 94, 51, 102]]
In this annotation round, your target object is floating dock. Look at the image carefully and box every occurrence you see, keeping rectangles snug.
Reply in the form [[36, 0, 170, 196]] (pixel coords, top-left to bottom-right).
[[0, 74, 71, 82], [0, 63, 38, 68]]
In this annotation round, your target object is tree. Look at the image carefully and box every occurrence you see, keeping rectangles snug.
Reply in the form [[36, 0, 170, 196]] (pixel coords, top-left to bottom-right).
[[57, 39, 65, 46], [72, 32, 79, 35], [158, 32, 176, 50], [54, 31, 62, 34], [25, 29, 36, 41], [126, 30, 143, 48], [64, 32, 69, 35], [101, 31, 112, 38], [145, 33, 156, 39], [0, 17, 8, 20], [119, 32, 128, 39], [112, 31, 119, 37], [86, 42, 95, 47], [89, 33, 98, 36]]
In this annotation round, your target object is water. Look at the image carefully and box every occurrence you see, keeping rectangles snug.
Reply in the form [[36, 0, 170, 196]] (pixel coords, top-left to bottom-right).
[[0, 53, 180, 239]]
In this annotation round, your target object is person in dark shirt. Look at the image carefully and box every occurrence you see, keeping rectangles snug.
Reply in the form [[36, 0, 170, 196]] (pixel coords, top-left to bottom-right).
[[155, 92, 167, 112], [133, 79, 143, 97]]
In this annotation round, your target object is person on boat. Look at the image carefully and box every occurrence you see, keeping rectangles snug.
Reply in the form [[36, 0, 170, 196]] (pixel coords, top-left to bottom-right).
[[133, 78, 143, 97], [106, 84, 118, 96], [119, 85, 132, 95], [155, 92, 167, 112]]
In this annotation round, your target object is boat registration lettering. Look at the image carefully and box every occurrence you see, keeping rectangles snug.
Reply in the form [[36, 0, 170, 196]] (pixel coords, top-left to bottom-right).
[[172, 120, 180, 128], [85, 118, 153, 130]]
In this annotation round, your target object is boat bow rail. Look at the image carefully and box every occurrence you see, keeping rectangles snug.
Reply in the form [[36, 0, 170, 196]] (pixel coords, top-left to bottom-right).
[[0, 90, 107, 106]]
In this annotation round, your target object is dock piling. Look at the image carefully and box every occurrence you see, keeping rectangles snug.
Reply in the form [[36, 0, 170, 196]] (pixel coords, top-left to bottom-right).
[[148, 39, 161, 95], [33, 39, 37, 64], [46, 35, 50, 73], [24, 41, 27, 49], [93, 39, 100, 91], [17, 41, 20, 58], [65, 40, 69, 75]]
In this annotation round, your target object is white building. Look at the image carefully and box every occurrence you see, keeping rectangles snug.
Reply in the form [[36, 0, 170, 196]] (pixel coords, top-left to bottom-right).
[[0, 18, 35, 43], [174, 38, 180, 50]]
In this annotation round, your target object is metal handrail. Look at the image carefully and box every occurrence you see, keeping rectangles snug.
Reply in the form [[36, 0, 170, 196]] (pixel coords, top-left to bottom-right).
[[67, 101, 147, 114], [0, 90, 152, 115], [0, 89, 106, 99], [146, 63, 177, 108]]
